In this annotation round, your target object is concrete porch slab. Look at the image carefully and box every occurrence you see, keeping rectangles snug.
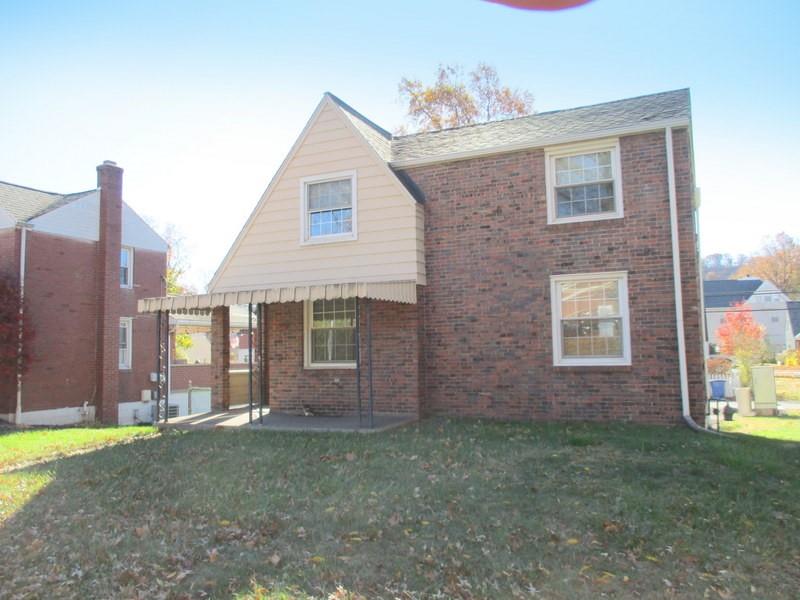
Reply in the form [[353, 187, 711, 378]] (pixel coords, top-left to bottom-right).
[[157, 405, 416, 433]]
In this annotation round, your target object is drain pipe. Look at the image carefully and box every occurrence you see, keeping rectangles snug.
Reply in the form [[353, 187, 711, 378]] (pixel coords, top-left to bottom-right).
[[14, 224, 29, 424], [665, 127, 712, 433]]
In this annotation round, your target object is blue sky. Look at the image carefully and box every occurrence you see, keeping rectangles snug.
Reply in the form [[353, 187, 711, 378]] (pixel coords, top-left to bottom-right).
[[1, 0, 798, 290]]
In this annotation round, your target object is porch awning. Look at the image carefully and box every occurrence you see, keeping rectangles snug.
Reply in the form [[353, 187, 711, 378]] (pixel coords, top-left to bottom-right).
[[137, 281, 418, 314]]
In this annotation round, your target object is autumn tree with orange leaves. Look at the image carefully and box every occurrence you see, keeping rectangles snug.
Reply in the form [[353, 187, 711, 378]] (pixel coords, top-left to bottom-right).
[[716, 302, 766, 386], [398, 64, 533, 132]]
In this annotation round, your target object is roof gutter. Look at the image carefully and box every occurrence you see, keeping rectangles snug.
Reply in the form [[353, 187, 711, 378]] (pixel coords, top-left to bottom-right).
[[390, 117, 691, 169], [664, 127, 714, 433]]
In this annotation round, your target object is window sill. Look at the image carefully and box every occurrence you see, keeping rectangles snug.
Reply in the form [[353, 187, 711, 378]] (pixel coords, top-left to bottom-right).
[[547, 211, 623, 225], [300, 234, 357, 247], [304, 362, 357, 370], [553, 358, 632, 368]]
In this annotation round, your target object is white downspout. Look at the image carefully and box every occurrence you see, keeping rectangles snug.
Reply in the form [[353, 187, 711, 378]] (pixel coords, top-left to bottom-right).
[[15, 225, 28, 424], [665, 127, 708, 432]]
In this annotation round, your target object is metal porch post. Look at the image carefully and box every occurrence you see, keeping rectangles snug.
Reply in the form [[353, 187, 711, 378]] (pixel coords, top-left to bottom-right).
[[367, 298, 374, 429], [258, 303, 265, 425], [155, 310, 162, 422], [248, 302, 253, 424], [355, 297, 362, 429], [164, 310, 170, 423]]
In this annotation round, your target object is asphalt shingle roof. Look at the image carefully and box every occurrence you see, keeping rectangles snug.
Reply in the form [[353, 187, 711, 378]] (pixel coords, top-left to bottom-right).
[[703, 279, 763, 309], [328, 88, 690, 167], [0, 181, 96, 222], [389, 88, 690, 164]]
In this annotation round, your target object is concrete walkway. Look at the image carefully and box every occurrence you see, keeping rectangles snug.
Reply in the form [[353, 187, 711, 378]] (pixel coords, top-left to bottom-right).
[[157, 405, 416, 433]]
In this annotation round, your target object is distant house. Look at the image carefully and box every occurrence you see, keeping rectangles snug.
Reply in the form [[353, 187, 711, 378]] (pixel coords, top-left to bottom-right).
[[0, 162, 167, 425], [788, 301, 800, 351], [704, 278, 796, 354], [139, 88, 707, 425]]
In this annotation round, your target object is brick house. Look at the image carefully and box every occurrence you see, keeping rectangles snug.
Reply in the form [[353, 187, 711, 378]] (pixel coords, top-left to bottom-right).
[[0, 161, 167, 425], [140, 89, 706, 426]]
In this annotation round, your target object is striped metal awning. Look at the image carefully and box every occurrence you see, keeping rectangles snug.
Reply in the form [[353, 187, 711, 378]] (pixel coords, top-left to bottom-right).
[[137, 281, 418, 314]]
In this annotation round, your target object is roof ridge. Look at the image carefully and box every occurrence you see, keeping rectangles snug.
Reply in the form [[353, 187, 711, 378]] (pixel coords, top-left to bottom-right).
[[324, 92, 393, 140], [394, 88, 690, 140], [0, 180, 66, 196]]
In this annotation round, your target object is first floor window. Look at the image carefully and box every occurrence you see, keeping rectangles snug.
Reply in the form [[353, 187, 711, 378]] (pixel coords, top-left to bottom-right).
[[550, 272, 631, 366], [304, 298, 356, 367], [120, 246, 133, 287], [119, 317, 132, 369]]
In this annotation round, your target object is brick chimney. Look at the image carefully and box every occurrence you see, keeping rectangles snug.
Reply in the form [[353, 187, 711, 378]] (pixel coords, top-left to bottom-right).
[[95, 160, 123, 424]]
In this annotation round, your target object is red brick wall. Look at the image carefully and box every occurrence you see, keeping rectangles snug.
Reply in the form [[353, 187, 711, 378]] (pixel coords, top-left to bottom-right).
[[20, 232, 100, 413], [402, 128, 705, 424], [265, 300, 421, 416], [15, 233, 166, 415], [0, 228, 20, 415], [119, 248, 165, 404]]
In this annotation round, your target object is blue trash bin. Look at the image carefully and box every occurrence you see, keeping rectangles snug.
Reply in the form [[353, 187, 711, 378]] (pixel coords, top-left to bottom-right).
[[710, 380, 726, 399]]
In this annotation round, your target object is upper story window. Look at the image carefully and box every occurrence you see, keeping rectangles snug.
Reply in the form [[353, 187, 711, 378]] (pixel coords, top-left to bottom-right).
[[300, 171, 357, 244], [120, 246, 133, 288], [304, 298, 357, 368], [545, 140, 623, 224], [119, 317, 132, 369], [550, 271, 631, 367]]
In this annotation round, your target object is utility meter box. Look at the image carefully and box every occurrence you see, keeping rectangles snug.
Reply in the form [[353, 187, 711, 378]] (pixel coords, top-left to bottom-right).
[[752, 365, 777, 415]]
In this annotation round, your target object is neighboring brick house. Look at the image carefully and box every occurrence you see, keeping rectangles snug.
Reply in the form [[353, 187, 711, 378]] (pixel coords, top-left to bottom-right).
[[140, 89, 706, 425], [0, 161, 167, 425]]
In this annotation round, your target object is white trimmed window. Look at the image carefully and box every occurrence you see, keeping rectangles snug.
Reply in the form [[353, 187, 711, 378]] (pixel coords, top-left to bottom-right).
[[120, 246, 133, 288], [545, 140, 623, 224], [550, 272, 631, 366], [303, 298, 357, 368], [300, 171, 357, 244], [119, 317, 132, 369]]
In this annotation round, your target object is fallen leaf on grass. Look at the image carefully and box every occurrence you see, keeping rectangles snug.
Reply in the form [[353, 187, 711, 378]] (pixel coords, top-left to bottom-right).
[[268, 553, 281, 567], [345, 452, 356, 462], [565, 538, 580, 545]]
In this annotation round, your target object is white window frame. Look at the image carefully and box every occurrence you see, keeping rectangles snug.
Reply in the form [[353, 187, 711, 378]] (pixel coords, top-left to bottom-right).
[[120, 246, 134, 288], [119, 317, 133, 370], [550, 271, 632, 367], [299, 170, 358, 245], [545, 138, 623, 225], [303, 300, 357, 369]]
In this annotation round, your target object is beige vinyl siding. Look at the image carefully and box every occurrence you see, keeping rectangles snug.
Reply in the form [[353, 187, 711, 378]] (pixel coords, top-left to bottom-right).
[[211, 100, 425, 293]]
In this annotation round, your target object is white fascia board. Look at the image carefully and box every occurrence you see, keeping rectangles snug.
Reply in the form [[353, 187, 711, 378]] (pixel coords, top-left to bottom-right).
[[389, 118, 691, 169]]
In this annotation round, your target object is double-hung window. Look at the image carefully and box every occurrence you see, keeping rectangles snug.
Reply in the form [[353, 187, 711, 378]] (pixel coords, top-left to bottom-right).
[[119, 317, 132, 369], [120, 246, 133, 288], [300, 171, 357, 243], [304, 298, 357, 368], [550, 272, 631, 366], [546, 140, 622, 224]]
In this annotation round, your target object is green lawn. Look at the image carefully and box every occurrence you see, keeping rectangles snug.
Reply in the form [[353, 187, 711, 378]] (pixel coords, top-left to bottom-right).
[[0, 425, 156, 471], [1, 421, 799, 599], [721, 410, 800, 442]]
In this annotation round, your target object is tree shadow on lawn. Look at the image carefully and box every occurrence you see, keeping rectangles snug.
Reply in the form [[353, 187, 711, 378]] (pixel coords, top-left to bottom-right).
[[1, 420, 799, 599]]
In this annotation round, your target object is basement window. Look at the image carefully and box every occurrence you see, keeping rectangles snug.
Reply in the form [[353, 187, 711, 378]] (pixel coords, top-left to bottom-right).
[[119, 317, 132, 370], [300, 171, 357, 244], [545, 139, 623, 224], [304, 298, 357, 368], [550, 272, 631, 366], [120, 246, 133, 288]]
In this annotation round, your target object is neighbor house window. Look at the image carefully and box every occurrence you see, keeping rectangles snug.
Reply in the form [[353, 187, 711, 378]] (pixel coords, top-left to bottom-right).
[[545, 140, 623, 224], [304, 298, 357, 368], [300, 171, 357, 243], [120, 246, 133, 288], [550, 272, 631, 366], [119, 317, 132, 369]]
